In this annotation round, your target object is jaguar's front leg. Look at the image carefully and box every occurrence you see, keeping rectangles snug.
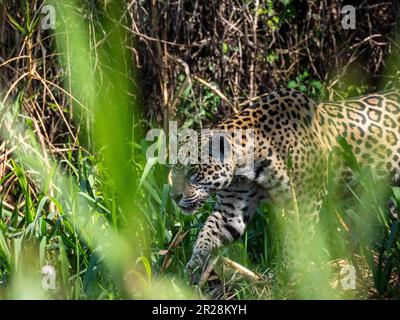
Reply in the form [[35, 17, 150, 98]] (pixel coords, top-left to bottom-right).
[[185, 210, 229, 276], [186, 183, 265, 282]]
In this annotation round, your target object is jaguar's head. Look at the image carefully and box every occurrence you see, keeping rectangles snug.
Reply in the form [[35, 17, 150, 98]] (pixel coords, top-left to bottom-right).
[[168, 132, 234, 214]]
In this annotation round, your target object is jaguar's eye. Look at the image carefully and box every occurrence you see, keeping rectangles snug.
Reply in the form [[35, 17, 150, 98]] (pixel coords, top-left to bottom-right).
[[187, 167, 198, 181]]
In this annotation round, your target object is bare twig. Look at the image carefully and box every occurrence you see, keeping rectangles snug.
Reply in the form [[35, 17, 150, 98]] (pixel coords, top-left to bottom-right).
[[220, 256, 262, 282]]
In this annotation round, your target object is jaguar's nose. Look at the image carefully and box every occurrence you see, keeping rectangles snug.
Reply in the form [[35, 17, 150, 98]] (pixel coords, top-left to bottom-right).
[[170, 192, 183, 204]]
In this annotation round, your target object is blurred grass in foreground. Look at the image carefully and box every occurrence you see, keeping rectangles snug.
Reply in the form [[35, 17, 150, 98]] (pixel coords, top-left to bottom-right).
[[0, 0, 197, 299]]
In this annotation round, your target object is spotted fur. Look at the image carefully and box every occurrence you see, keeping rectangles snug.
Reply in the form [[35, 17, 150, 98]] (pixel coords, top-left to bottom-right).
[[169, 88, 400, 277]]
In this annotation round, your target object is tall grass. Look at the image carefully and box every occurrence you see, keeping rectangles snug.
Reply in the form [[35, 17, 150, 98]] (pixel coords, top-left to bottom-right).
[[0, 0, 197, 299]]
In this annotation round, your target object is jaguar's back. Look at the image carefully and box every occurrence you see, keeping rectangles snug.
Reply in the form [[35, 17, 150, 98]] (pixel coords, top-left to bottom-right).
[[314, 91, 400, 181]]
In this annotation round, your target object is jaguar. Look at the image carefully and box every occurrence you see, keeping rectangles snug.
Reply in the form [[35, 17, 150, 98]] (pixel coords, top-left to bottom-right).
[[168, 88, 400, 279]]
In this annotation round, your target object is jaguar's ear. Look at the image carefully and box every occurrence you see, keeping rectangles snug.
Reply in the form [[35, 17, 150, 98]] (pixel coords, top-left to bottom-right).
[[209, 133, 231, 163]]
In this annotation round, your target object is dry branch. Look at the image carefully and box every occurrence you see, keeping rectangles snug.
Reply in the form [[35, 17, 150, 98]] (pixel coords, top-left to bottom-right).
[[198, 255, 263, 288], [220, 256, 263, 282]]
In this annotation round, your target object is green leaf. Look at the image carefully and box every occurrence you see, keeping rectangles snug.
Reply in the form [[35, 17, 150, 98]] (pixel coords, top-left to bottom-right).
[[311, 80, 322, 90], [222, 42, 228, 54], [299, 84, 307, 92], [7, 14, 27, 35], [39, 236, 47, 267], [139, 157, 158, 187], [384, 221, 399, 251], [0, 231, 10, 262], [58, 236, 69, 289]]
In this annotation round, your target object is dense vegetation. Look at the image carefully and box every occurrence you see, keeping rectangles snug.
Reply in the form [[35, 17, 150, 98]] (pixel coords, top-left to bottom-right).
[[0, 0, 399, 299]]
